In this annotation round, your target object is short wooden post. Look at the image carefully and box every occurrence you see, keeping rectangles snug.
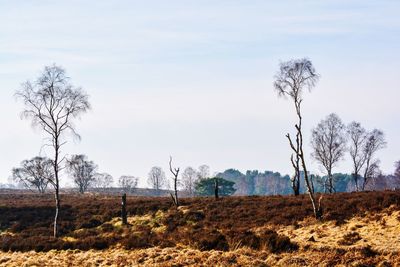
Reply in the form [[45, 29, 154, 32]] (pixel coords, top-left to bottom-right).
[[121, 193, 127, 225]]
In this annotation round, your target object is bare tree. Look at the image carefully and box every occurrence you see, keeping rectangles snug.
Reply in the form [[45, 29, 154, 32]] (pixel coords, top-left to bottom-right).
[[118, 175, 138, 193], [392, 161, 400, 189], [395, 161, 400, 179], [66, 154, 97, 194], [147, 166, 166, 194], [92, 173, 114, 191], [274, 58, 322, 218], [169, 156, 180, 207], [182, 167, 198, 196], [361, 129, 386, 190], [347, 122, 368, 191], [16, 64, 90, 237], [12, 156, 54, 193], [311, 113, 346, 193], [198, 165, 210, 179]]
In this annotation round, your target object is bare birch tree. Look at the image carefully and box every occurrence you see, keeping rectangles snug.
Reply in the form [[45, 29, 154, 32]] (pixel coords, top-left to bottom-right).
[[395, 161, 400, 179], [347, 122, 368, 191], [198, 165, 210, 179], [118, 175, 138, 193], [274, 58, 322, 218], [361, 129, 386, 190], [182, 167, 198, 196], [92, 173, 114, 191], [311, 113, 346, 193], [12, 156, 54, 193], [147, 166, 166, 194], [66, 154, 97, 194], [15, 64, 90, 237]]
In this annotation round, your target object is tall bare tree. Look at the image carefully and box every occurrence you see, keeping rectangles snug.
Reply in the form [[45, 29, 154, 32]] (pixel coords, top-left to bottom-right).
[[361, 129, 386, 190], [169, 156, 180, 207], [311, 113, 346, 193], [395, 161, 400, 179], [182, 167, 198, 196], [147, 166, 166, 194], [16, 64, 90, 237], [12, 156, 54, 193], [66, 154, 97, 194], [118, 175, 138, 193], [198, 165, 210, 179], [274, 58, 322, 218], [347, 122, 368, 191], [93, 173, 114, 191]]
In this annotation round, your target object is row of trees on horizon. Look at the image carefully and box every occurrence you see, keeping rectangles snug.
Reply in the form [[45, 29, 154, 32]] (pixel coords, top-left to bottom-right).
[[7, 155, 400, 197]]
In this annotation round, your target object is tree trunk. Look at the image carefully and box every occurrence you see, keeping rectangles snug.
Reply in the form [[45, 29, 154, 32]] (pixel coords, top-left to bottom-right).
[[328, 171, 333, 193], [53, 138, 60, 238], [214, 178, 219, 199], [353, 172, 359, 192], [293, 175, 300, 196], [54, 187, 60, 238], [174, 177, 179, 207], [296, 108, 322, 219]]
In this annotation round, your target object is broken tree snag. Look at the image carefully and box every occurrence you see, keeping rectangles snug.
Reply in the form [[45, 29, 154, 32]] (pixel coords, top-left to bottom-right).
[[214, 178, 219, 199], [169, 156, 180, 207], [121, 193, 128, 225]]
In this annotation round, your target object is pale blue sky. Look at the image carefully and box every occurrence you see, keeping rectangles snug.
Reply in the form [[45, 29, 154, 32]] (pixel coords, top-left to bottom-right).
[[0, 1, 399, 186]]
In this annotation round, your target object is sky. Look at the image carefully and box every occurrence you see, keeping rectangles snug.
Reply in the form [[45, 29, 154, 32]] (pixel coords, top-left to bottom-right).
[[0, 0, 399, 187]]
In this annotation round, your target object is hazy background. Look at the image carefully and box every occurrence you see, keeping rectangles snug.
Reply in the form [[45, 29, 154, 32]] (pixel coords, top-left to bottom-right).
[[0, 0, 399, 187]]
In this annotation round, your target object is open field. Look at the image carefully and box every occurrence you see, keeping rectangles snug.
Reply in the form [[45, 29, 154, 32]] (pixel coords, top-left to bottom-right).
[[1, 191, 400, 266]]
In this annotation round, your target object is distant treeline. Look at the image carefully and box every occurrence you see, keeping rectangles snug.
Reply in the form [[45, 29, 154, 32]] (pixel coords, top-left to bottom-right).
[[217, 169, 400, 196]]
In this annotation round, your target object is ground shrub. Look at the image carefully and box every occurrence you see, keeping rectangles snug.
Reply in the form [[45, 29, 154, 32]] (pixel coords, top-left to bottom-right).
[[258, 229, 298, 253], [228, 230, 260, 249], [338, 232, 362, 246], [193, 229, 229, 251], [78, 216, 103, 229]]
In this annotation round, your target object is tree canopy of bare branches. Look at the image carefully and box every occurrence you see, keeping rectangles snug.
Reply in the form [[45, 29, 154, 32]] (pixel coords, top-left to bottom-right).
[[361, 129, 386, 190], [311, 113, 347, 193], [15, 64, 90, 237], [92, 173, 114, 190], [198, 165, 210, 179], [274, 58, 322, 218], [347, 122, 368, 191], [395, 161, 400, 179], [118, 175, 138, 193], [12, 156, 54, 193], [182, 167, 198, 196], [347, 122, 386, 191], [66, 154, 97, 194], [147, 166, 166, 193]]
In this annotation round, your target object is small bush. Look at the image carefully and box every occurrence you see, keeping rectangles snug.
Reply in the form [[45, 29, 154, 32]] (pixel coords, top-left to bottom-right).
[[359, 245, 378, 257], [230, 230, 261, 249], [193, 230, 229, 251], [184, 210, 205, 222], [258, 229, 298, 253], [338, 232, 361, 246], [79, 217, 103, 229]]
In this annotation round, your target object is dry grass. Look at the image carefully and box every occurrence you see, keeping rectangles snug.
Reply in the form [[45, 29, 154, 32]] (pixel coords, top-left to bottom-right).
[[1, 245, 399, 267], [276, 206, 400, 254]]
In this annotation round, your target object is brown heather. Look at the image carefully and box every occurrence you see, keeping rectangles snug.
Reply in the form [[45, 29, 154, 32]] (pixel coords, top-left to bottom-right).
[[1, 190, 400, 266]]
